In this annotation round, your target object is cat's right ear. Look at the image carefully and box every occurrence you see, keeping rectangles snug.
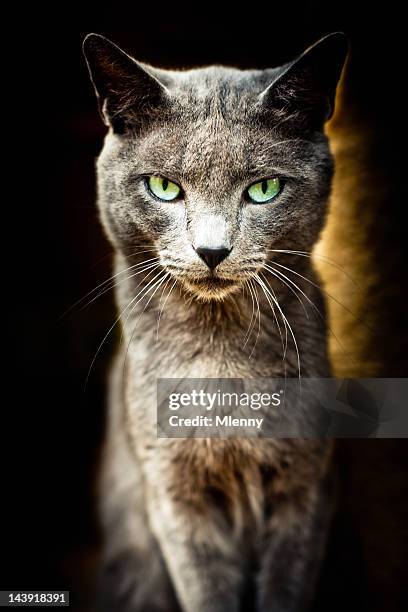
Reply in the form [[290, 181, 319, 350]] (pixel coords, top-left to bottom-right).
[[83, 34, 169, 133]]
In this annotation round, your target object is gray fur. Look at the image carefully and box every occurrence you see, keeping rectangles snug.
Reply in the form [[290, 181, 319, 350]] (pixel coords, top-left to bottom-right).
[[83, 32, 347, 612]]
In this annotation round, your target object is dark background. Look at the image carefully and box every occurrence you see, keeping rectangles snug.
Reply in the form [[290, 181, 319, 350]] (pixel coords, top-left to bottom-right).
[[3, 2, 407, 611]]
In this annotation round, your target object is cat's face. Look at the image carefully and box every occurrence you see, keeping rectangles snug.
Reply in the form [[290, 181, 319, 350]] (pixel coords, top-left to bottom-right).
[[85, 34, 347, 301]]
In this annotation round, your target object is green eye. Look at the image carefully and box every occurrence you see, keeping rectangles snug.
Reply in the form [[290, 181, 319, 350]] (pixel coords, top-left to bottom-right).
[[247, 178, 281, 203], [148, 176, 181, 201]]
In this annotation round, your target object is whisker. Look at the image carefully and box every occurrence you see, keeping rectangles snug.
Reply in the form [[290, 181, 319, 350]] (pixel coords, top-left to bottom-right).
[[243, 280, 257, 348], [121, 271, 170, 382], [258, 273, 288, 359], [255, 273, 301, 379], [156, 277, 178, 342], [271, 260, 369, 328], [266, 138, 307, 149], [255, 271, 285, 357], [265, 262, 319, 314], [265, 262, 359, 368], [61, 256, 160, 318], [267, 249, 360, 288], [89, 246, 158, 270], [84, 264, 161, 389], [258, 274, 289, 393], [80, 259, 161, 311], [118, 266, 165, 344], [248, 280, 261, 360], [264, 262, 309, 319], [126, 272, 170, 336]]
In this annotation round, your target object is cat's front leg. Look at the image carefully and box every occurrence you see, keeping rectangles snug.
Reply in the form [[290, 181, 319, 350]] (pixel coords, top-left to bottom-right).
[[146, 485, 243, 612], [256, 477, 334, 612]]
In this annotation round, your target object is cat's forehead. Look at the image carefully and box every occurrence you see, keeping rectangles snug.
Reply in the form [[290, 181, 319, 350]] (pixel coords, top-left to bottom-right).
[[132, 120, 247, 190], [132, 65, 287, 172], [131, 115, 306, 193], [152, 65, 281, 114], [119, 66, 319, 190]]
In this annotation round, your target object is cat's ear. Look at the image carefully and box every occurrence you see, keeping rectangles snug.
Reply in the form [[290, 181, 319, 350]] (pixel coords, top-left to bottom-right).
[[83, 33, 169, 133], [259, 32, 348, 129]]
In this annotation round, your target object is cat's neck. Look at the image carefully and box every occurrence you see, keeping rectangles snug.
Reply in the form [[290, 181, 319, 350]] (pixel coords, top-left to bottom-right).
[[114, 253, 326, 378]]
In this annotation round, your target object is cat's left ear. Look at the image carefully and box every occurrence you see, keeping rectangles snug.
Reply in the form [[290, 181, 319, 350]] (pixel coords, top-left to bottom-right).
[[259, 32, 348, 129]]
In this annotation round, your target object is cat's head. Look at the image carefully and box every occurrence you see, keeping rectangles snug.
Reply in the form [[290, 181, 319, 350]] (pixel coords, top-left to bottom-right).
[[84, 33, 347, 301]]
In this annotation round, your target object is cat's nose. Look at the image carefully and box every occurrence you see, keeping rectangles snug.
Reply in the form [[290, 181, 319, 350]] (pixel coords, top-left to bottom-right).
[[195, 246, 232, 270]]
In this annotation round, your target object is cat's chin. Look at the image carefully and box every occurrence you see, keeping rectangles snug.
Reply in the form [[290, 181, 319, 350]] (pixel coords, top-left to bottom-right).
[[181, 276, 242, 301]]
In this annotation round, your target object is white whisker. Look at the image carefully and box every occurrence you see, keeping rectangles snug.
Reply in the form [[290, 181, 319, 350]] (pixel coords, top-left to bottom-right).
[[62, 255, 160, 317], [255, 271, 285, 357], [248, 280, 261, 360], [243, 280, 257, 348], [264, 262, 309, 319], [156, 277, 178, 341], [271, 260, 364, 324], [258, 273, 288, 359], [84, 264, 162, 388], [121, 271, 170, 381], [267, 248, 359, 287], [255, 273, 301, 379], [81, 259, 161, 310], [119, 266, 165, 344], [265, 262, 358, 367]]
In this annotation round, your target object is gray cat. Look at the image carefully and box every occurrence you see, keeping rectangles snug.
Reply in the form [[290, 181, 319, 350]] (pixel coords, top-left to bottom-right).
[[83, 32, 347, 612]]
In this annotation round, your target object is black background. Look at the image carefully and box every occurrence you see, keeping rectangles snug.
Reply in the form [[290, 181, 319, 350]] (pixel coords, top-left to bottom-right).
[[3, 2, 407, 611]]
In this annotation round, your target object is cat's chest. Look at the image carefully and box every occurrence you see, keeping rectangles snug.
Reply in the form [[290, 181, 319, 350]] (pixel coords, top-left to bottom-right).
[[130, 317, 285, 379], [133, 345, 283, 381], [140, 436, 329, 540]]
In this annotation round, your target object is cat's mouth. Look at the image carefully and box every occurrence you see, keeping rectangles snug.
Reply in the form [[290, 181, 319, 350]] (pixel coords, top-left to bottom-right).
[[181, 274, 242, 301], [187, 277, 236, 288], [163, 262, 248, 300]]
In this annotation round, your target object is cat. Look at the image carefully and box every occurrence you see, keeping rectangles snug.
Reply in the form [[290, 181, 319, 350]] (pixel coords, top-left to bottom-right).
[[83, 31, 347, 612]]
